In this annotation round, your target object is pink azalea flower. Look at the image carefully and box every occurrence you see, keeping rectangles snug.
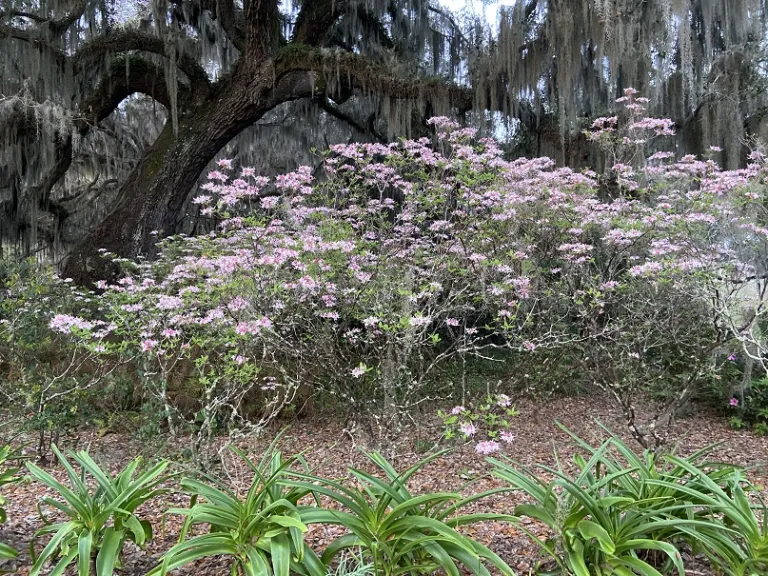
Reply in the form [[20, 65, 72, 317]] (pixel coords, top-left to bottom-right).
[[351, 365, 367, 378], [729, 397, 739, 407], [459, 422, 477, 437], [141, 339, 158, 352], [475, 441, 500, 455]]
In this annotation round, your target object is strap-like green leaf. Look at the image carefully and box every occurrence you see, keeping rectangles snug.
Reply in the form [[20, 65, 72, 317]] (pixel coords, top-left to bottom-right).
[[320, 533, 364, 564], [270, 533, 291, 576], [567, 539, 591, 576], [29, 521, 79, 576], [96, 527, 124, 576], [577, 519, 615, 554], [612, 555, 665, 576], [48, 547, 80, 576], [77, 531, 93, 576], [0, 542, 17, 559]]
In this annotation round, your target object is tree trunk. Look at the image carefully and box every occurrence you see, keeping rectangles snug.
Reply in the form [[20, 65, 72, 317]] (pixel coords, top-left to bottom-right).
[[62, 62, 313, 285]]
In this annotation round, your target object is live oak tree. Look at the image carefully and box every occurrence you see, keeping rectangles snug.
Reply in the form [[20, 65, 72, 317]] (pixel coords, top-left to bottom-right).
[[1, 0, 767, 283]]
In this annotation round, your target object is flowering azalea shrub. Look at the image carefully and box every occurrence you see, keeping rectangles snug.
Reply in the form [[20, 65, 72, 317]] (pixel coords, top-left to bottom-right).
[[3, 90, 768, 451], [0, 259, 129, 460]]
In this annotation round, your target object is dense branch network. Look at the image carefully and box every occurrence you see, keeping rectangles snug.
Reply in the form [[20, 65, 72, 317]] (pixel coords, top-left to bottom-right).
[[3, 0, 767, 271]]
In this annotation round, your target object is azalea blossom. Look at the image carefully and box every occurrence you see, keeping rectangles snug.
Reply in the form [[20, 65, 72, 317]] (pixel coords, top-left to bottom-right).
[[141, 339, 158, 352], [500, 431, 515, 444], [475, 441, 500, 455], [351, 364, 367, 378]]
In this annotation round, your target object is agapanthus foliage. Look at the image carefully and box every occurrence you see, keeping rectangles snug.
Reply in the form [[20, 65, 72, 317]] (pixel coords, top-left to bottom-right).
[[5, 92, 768, 450]]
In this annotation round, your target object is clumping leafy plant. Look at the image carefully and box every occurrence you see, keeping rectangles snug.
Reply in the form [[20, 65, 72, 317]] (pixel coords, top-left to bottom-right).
[[438, 393, 519, 454], [0, 258, 134, 463], [26, 445, 170, 576], [0, 440, 23, 565], [152, 436, 326, 576], [490, 425, 753, 576], [648, 457, 768, 576], [291, 450, 515, 576]]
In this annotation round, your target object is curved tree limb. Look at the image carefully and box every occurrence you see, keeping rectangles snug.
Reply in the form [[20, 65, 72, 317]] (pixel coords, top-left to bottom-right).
[[1, 24, 210, 97], [72, 29, 211, 94], [0, 0, 87, 34], [33, 133, 74, 213], [292, 0, 348, 46], [78, 56, 177, 122], [0, 23, 68, 66], [1, 54, 178, 245], [315, 96, 386, 142], [276, 46, 474, 113]]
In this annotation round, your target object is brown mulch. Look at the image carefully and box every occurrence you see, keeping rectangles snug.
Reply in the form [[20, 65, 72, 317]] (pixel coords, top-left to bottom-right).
[[1, 393, 767, 575]]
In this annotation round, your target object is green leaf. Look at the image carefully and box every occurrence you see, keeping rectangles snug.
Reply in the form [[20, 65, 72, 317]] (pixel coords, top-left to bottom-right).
[[567, 539, 592, 576], [269, 514, 307, 532], [270, 533, 291, 576], [612, 555, 665, 576], [577, 519, 615, 554], [30, 521, 80, 576], [77, 531, 93, 576], [514, 504, 556, 528], [0, 542, 17, 559], [96, 527, 124, 576]]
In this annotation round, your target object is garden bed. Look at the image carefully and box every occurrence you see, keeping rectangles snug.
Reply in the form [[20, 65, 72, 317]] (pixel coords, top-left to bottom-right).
[[1, 393, 767, 575]]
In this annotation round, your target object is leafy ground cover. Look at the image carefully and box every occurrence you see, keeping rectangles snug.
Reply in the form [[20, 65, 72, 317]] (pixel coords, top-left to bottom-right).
[[1, 393, 766, 576]]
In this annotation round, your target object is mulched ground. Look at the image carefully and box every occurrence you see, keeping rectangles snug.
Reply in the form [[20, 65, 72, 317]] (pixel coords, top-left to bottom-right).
[[1, 393, 766, 575]]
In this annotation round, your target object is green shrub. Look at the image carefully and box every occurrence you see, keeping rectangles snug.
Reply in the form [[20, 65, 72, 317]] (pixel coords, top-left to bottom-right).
[[26, 446, 170, 576], [647, 457, 768, 576], [292, 450, 515, 576], [743, 377, 768, 433], [490, 425, 746, 575], [0, 441, 22, 565], [152, 436, 325, 576]]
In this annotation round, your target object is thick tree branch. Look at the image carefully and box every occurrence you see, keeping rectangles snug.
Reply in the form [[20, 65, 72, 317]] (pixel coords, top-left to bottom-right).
[[292, 0, 348, 46], [72, 30, 210, 94], [1, 56, 178, 240], [276, 46, 474, 112], [1, 25, 211, 97], [34, 133, 74, 211], [428, 5, 468, 46], [315, 97, 385, 142], [0, 0, 87, 34], [244, 0, 280, 59], [168, 0, 246, 51], [0, 23, 68, 66], [216, 0, 246, 51], [78, 57, 177, 122]]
